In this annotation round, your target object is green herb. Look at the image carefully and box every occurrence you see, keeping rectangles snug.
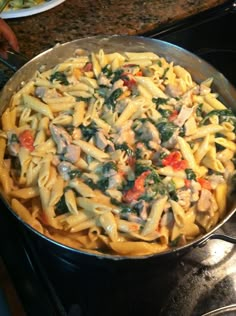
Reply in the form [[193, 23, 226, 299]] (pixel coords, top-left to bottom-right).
[[122, 179, 135, 192], [156, 60, 162, 67], [152, 97, 169, 106], [135, 147, 143, 159], [105, 88, 123, 110], [135, 163, 154, 176], [185, 168, 196, 180], [179, 125, 186, 137], [84, 178, 97, 190], [156, 120, 177, 143], [110, 198, 132, 213], [166, 180, 178, 201], [10, 134, 18, 143], [55, 195, 69, 216], [115, 143, 134, 156], [68, 169, 82, 179], [97, 86, 109, 98], [80, 123, 98, 141], [102, 64, 113, 77], [169, 234, 183, 247], [200, 109, 234, 125], [161, 67, 169, 79], [196, 103, 203, 117], [158, 108, 172, 118], [50, 71, 69, 85], [111, 69, 124, 84], [96, 177, 109, 191], [103, 161, 117, 174], [215, 143, 225, 152], [75, 96, 91, 102]]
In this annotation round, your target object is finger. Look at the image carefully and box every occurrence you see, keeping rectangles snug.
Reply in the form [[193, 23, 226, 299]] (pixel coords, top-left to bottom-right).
[[0, 18, 19, 52]]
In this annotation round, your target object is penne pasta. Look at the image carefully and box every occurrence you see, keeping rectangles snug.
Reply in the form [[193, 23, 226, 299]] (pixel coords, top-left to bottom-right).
[[0, 46, 235, 257]]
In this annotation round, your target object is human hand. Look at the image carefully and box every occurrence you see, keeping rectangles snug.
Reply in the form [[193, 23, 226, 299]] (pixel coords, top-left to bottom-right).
[[0, 18, 19, 59]]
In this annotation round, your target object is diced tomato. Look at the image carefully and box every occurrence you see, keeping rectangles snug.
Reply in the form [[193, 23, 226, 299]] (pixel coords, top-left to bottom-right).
[[172, 159, 188, 171], [135, 71, 143, 76], [168, 110, 178, 122], [197, 178, 212, 190], [162, 151, 188, 171], [162, 151, 181, 165], [134, 170, 151, 191], [83, 62, 93, 72], [184, 179, 191, 188], [123, 170, 151, 203], [18, 130, 34, 152], [121, 73, 136, 89]]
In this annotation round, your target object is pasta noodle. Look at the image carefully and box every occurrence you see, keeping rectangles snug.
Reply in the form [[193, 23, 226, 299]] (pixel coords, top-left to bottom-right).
[[0, 46, 235, 257]]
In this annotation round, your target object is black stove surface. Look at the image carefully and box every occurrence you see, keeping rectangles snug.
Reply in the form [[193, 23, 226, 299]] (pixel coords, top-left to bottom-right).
[[1, 4, 236, 316]]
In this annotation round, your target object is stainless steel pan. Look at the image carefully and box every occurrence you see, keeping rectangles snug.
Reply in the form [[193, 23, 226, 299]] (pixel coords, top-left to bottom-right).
[[0, 35, 236, 264]]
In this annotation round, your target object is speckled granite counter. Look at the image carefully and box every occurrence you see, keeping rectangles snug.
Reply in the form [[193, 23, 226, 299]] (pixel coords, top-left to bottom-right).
[[6, 0, 229, 59]]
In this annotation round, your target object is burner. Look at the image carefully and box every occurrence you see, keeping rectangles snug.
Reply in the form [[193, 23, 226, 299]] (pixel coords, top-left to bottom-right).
[[160, 242, 236, 316]]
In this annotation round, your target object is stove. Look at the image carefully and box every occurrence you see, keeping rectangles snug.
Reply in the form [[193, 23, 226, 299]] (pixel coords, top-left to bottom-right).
[[0, 2, 236, 316]]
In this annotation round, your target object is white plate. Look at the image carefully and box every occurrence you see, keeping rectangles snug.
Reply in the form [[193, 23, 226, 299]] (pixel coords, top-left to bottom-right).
[[0, 0, 65, 19]]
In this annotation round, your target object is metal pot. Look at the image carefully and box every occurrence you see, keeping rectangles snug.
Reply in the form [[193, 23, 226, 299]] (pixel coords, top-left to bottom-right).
[[0, 35, 236, 264]]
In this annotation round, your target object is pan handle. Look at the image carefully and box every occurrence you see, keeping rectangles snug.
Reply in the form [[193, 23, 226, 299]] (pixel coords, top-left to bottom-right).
[[0, 50, 28, 72], [208, 233, 236, 244]]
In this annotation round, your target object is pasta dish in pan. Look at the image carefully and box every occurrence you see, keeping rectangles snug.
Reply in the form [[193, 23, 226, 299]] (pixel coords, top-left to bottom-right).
[[0, 47, 235, 256], [1, 0, 45, 11]]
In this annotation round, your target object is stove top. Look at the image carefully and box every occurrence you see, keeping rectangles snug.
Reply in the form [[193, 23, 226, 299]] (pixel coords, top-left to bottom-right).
[[0, 3, 236, 316]]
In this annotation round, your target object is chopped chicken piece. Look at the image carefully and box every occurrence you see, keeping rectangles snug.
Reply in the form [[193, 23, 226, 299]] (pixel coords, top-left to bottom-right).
[[173, 105, 193, 127], [64, 144, 80, 163], [50, 124, 71, 154], [165, 84, 182, 97], [95, 131, 108, 150], [177, 189, 191, 212], [197, 189, 212, 212]]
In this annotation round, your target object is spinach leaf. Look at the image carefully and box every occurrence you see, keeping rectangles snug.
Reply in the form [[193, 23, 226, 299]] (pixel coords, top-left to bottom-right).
[[111, 69, 124, 84], [75, 96, 91, 102], [196, 103, 203, 117], [115, 142, 134, 156], [200, 109, 234, 125], [167, 180, 178, 201], [102, 64, 113, 77], [158, 108, 172, 118], [152, 97, 169, 106], [102, 161, 117, 173], [105, 88, 123, 110], [50, 71, 69, 86], [169, 234, 183, 247], [97, 86, 109, 98], [110, 198, 132, 214], [68, 169, 82, 179], [55, 195, 69, 216], [80, 122, 98, 141], [84, 178, 97, 190], [185, 168, 196, 180], [161, 67, 169, 79], [156, 120, 177, 143]]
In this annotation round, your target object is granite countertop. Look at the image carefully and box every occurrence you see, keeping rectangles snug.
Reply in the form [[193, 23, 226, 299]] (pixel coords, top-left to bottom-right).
[[6, 0, 228, 59]]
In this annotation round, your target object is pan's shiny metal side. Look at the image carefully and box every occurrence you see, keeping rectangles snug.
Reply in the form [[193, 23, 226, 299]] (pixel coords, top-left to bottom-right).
[[0, 35, 236, 262]]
